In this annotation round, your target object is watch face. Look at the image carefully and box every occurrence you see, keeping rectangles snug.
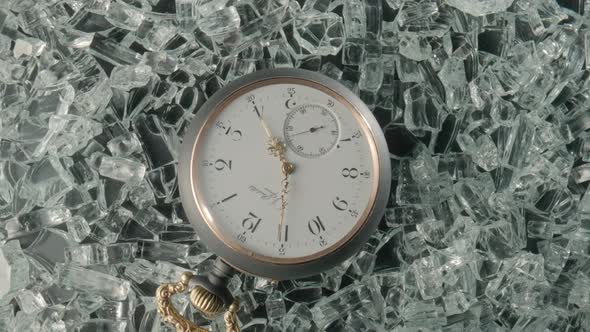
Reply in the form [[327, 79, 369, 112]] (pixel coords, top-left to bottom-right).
[[179, 69, 390, 279]]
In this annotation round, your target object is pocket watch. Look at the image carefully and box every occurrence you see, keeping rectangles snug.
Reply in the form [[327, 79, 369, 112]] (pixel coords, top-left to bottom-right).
[[156, 68, 391, 332]]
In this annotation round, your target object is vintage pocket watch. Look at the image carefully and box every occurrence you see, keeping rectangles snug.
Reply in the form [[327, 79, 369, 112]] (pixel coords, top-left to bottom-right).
[[156, 69, 391, 332]]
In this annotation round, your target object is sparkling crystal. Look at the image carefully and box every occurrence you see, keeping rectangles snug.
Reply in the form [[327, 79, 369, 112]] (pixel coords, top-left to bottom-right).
[[106, 133, 142, 157], [0, 240, 30, 299], [26, 228, 74, 269], [446, 0, 515, 16], [283, 303, 312, 331], [0, 304, 14, 331], [73, 319, 127, 332], [572, 164, 590, 184], [20, 157, 75, 207], [74, 293, 106, 315], [64, 243, 136, 266], [265, 291, 286, 321], [311, 278, 382, 329], [142, 52, 178, 75], [38, 115, 103, 158], [294, 13, 344, 56], [411, 255, 444, 300], [15, 289, 48, 314], [18, 206, 71, 232], [198, 6, 241, 36], [56, 27, 94, 48], [98, 156, 146, 184], [13, 37, 46, 58], [134, 207, 169, 234], [123, 259, 155, 284], [66, 216, 91, 243], [56, 264, 130, 301], [402, 300, 446, 329], [105, 1, 145, 31], [176, 0, 198, 30], [109, 64, 152, 91], [136, 240, 190, 262]]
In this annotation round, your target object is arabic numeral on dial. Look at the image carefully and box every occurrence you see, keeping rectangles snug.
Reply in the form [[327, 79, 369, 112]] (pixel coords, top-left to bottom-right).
[[349, 209, 359, 218], [287, 87, 295, 96], [201, 159, 232, 171], [319, 236, 328, 247], [327, 99, 334, 107], [279, 244, 286, 256], [352, 130, 362, 139], [237, 233, 247, 243], [247, 94, 255, 103], [242, 212, 262, 233], [332, 197, 348, 211], [361, 170, 370, 179], [308, 216, 326, 235], [214, 159, 232, 171], [342, 167, 358, 178], [216, 121, 242, 141]]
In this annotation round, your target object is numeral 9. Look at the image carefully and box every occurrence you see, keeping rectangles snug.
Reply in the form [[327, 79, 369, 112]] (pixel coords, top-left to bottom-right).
[[332, 197, 348, 211]]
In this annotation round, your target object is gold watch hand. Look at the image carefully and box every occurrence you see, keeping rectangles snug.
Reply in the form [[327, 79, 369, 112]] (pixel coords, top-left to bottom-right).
[[267, 138, 295, 241], [260, 111, 295, 242], [258, 109, 273, 139]]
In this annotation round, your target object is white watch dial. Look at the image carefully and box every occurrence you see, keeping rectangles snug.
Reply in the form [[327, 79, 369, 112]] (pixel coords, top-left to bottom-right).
[[193, 81, 377, 261]]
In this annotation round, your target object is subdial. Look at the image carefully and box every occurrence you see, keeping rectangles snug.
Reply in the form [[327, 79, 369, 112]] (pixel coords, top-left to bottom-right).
[[283, 104, 340, 158]]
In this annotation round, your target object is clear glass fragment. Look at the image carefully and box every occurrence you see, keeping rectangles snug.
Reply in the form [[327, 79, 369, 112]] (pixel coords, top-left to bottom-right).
[[64, 242, 137, 265], [0, 240, 30, 299], [98, 156, 146, 184], [265, 291, 286, 321], [66, 216, 91, 243], [107, 133, 142, 157], [446, 0, 515, 16], [105, 1, 145, 31], [109, 64, 153, 91], [56, 264, 130, 301]]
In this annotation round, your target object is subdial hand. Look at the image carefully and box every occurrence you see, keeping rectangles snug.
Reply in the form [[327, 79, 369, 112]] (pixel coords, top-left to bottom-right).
[[291, 125, 325, 137]]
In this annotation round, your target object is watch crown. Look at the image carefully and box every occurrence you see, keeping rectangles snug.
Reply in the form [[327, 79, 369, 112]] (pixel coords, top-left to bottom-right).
[[190, 286, 226, 318]]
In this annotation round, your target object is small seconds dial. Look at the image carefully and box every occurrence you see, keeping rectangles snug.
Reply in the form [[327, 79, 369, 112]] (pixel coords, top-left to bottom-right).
[[284, 104, 340, 158], [192, 79, 377, 263]]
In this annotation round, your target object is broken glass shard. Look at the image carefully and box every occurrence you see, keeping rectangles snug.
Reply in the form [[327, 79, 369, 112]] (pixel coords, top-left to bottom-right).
[[198, 6, 241, 36], [66, 216, 91, 243], [64, 242, 136, 266], [56, 264, 130, 301], [295, 12, 344, 56], [265, 291, 286, 321], [98, 156, 146, 185], [105, 1, 145, 31], [0, 240, 30, 299], [109, 64, 152, 91], [446, 0, 515, 16], [106, 133, 142, 157]]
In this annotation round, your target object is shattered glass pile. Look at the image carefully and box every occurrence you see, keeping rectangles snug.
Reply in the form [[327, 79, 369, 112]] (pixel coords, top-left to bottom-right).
[[1, 0, 590, 330]]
